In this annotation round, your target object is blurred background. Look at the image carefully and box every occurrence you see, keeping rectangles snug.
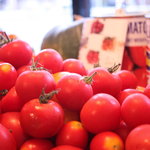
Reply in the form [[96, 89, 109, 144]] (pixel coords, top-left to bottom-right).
[[0, 0, 150, 53]]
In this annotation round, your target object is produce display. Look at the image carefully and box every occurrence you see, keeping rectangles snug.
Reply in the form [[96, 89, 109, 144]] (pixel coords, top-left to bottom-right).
[[0, 31, 150, 150]]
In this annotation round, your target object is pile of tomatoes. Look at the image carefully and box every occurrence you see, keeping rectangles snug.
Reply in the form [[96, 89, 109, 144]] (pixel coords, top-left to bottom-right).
[[0, 34, 150, 150]]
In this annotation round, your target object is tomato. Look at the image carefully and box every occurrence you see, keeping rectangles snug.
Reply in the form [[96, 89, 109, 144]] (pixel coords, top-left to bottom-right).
[[133, 67, 148, 87], [121, 49, 134, 71], [17, 65, 31, 76], [62, 58, 87, 76], [51, 145, 83, 150], [90, 131, 124, 150], [56, 121, 89, 149], [20, 98, 64, 138], [80, 93, 121, 134], [115, 70, 138, 90], [0, 124, 17, 150], [125, 124, 150, 150], [0, 112, 29, 149], [88, 67, 121, 97], [56, 73, 93, 111], [115, 120, 131, 142], [144, 84, 150, 98], [128, 46, 146, 67], [0, 40, 33, 69], [116, 88, 143, 104], [15, 70, 56, 103], [121, 93, 150, 129], [20, 138, 53, 150], [0, 62, 17, 91], [34, 49, 63, 74], [1, 87, 22, 112]]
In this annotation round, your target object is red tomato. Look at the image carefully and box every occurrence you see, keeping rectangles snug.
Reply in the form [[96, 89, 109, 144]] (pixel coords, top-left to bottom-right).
[[0, 40, 33, 69], [90, 131, 124, 150], [133, 67, 148, 87], [116, 88, 143, 104], [56, 73, 93, 111], [15, 70, 56, 103], [115, 120, 131, 142], [115, 70, 138, 90], [62, 58, 87, 76], [128, 46, 146, 67], [56, 121, 88, 149], [1, 87, 22, 112], [0, 124, 17, 150], [0, 112, 29, 149], [88, 67, 121, 97], [17, 65, 31, 76], [80, 93, 121, 134], [20, 99, 64, 138], [126, 124, 150, 150], [121, 49, 134, 71], [51, 145, 83, 150], [144, 84, 150, 98], [121, 93, 150, 129], [34, 49, 63, 73], [20, 138, 53, 150], [0, 62, 17, 91]]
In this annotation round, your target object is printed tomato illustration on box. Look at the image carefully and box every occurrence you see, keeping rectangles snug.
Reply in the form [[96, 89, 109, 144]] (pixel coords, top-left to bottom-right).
[[78, 17, 128, 70]]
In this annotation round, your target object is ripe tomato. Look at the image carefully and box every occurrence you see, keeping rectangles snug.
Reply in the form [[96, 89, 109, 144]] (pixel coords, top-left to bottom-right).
[[15, 70, 56, 103], [80, 93, 121, 134], [144, 84, 150, 98], [0, 62, 17, 91], [116, 88, 143, 104], [126, 124, 150, 150], [20, 99, 64, 138], [115, 120, 131, 142], [62, 58, 87, 76], [90, 131, 124, 150], [56, 73, 93, 111], [128, 46, 146, 67], [1, 87, 22, 112], [20, 138, 53, 150], [0, 124, 17, 150], [0, 40, 33, 69], [121, 93, 150, 129], [88, 67, 121, 97], [34, 49, 63, 73], [115, 70, 138, 90], [17, 65, 31, 76], [51, 145, 83, 150], [56, 121, 89, 149], [0, 112, 29, 149]]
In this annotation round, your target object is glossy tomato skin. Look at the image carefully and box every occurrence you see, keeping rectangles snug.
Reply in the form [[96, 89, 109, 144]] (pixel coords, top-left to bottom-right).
[[116, 88, 143, 105], [15, 70, 56, 103], [20, 99, 64, 138], [34, 49, 63, 74], [51, 145, 83, 150], [88, 67, 120, 97], [17, 65, 31, 76], [143, 84, 150, 98], [56, 121, 89, 149], [62, 58, 87, 76], [0, 112, 29, 149], [56, 73, 93, 112], [0, 40, 33, 69], [115, 70, 138, 90], [90, 131, 124, 150], [121, 93, 150, 129], [80, 93, 121, 134], [0, 62, 17, 91], [20, 138, 53, 150], [0, 124, 17, 150], [126, 124, 150, 150], [1, 87, 22, 112]]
